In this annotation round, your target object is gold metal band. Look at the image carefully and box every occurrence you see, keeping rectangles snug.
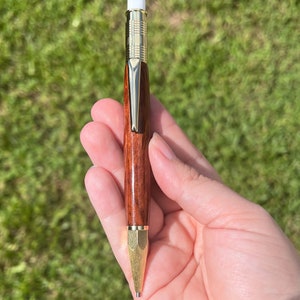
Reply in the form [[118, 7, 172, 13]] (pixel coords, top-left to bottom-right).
[[128, 225, 149, 231]]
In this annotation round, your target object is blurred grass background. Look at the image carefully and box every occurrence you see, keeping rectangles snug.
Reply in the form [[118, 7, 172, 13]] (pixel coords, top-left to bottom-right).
[[0, 0, 299, 299]]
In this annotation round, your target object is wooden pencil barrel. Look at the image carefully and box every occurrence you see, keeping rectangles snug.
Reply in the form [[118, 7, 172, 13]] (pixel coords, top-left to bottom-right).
[[124, 62, 150, 226]]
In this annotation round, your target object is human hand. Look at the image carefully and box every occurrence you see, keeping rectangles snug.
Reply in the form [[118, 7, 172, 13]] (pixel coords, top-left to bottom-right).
[[80, 96, 300, 299]]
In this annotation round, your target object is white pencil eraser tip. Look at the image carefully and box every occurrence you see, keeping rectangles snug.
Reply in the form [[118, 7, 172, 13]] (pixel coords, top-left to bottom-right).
[[127, 0, 146, 10]]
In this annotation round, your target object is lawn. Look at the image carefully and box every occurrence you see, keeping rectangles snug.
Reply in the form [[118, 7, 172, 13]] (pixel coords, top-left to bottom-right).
[[0, 0, 299, 299]]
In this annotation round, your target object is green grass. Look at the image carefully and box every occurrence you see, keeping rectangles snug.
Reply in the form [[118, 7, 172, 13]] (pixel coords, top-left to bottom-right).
[[0, 0, 299, 299]]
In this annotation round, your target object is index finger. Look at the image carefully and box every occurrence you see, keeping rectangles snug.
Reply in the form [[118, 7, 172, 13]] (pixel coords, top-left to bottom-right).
[[91, 96, 220, 181]]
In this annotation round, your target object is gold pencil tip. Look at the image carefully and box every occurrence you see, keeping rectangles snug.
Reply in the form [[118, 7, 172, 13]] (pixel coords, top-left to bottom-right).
[[128, 228, 148, 297], [136, 292, 141, 297]]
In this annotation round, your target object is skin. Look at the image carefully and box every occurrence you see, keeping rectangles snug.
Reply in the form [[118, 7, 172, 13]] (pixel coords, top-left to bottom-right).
[[80, 96, 300, 299]]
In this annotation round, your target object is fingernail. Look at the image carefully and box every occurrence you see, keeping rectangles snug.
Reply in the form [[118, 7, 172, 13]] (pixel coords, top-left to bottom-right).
[[151, 132, 176, 160]]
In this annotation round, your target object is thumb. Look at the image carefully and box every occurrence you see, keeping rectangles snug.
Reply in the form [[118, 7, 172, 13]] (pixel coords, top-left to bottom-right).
[[149, 133, 266, 230]]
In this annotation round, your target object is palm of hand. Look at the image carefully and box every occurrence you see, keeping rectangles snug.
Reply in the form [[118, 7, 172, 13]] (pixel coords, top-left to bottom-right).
[[143, 191, 271, 299], [147, 206, 206, 299], [145, 186, 300, 299]]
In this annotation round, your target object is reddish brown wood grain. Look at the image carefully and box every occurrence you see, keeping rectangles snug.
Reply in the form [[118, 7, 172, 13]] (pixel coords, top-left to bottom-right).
[[124, 62, 150, 226]]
